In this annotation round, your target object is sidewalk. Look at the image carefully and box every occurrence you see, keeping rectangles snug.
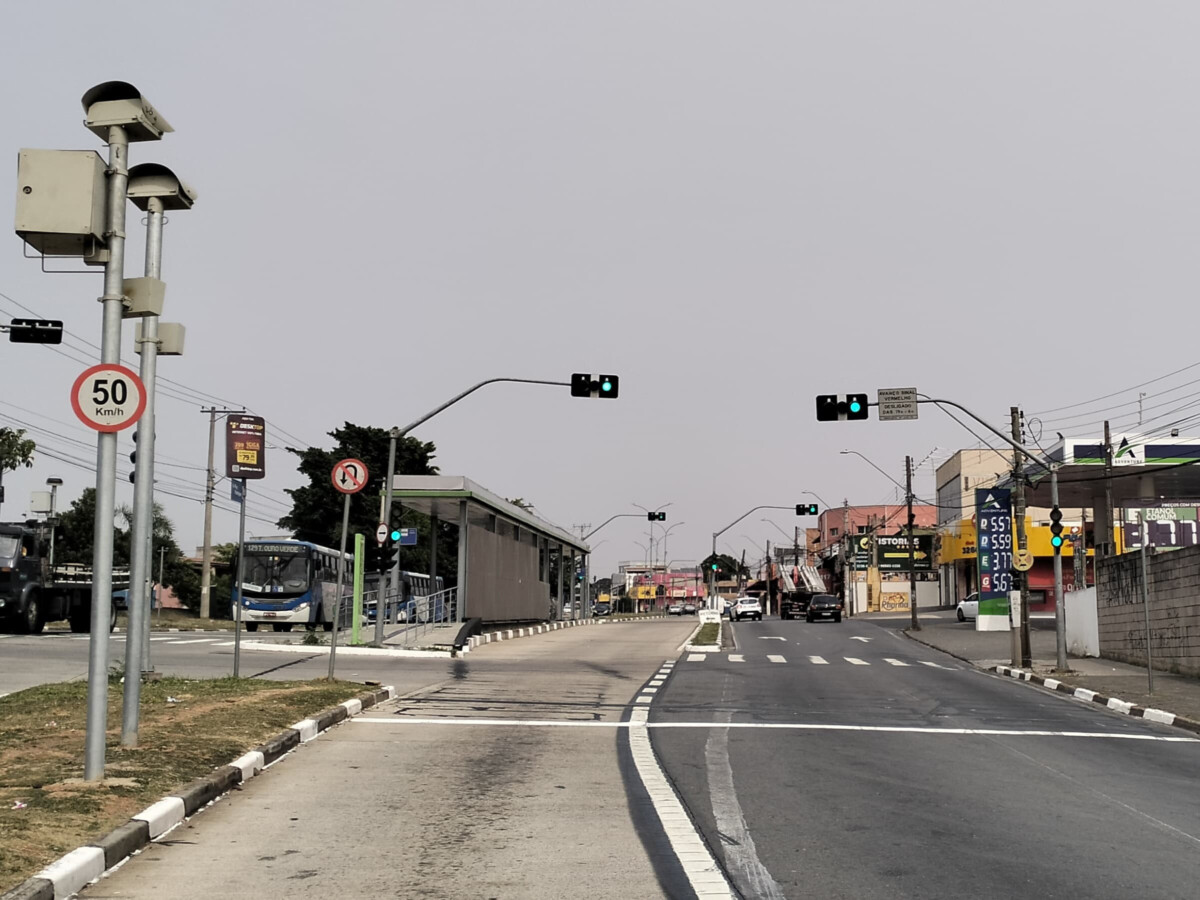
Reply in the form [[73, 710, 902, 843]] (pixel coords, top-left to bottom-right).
[[894, 614, 1200, 729]]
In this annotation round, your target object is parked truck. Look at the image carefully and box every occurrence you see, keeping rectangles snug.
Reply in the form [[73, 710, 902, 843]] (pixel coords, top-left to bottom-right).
[[0, 521, 129, 634]]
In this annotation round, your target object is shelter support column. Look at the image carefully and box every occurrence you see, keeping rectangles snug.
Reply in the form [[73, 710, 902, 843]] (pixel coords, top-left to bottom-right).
[[456, 501, 469, 622]]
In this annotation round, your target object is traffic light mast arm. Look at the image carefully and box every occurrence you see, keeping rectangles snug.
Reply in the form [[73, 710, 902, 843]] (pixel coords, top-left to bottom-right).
[[585, 513, 642, 540], [395, 378, 571, 438], [916, 396, 1052, 473], [714, 506, 796, 543]]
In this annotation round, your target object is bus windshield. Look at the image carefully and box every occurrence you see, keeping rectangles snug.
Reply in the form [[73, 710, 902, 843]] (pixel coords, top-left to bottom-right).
[[242, 547, 311, 596]]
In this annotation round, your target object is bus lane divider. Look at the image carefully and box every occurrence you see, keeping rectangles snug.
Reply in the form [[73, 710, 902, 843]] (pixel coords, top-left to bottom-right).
[[1, 685, 400, 900]]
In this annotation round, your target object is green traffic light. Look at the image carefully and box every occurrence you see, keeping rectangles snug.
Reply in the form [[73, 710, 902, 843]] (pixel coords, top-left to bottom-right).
[[390, 529, 402, 541], [1051, 535, 1064, 548], [601, 380, 612, 392], [849, 400, 862, 413]]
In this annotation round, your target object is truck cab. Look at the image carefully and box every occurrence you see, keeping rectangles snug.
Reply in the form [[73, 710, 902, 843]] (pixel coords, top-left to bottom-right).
[[0, 525, 47, 633]]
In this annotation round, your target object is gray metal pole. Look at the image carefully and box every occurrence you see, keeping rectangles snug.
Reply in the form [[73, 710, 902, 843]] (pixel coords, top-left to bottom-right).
[[457, 500, 470, 621], [709, 533, 717, 609], [906, 455, 919, 631], [376, 430, 398, 645], [1051, 466, 1068, 671], [1140, 541, 1154, 695], [84, 124, 130, 782], [141, 528, 152, 671], [122, 196, 165, 745], [328, 492, 350, 680], [388, 502, 402, 625], [1010, 408, 1029, 668], [199, 408, 217, 618], [157, 545, 164, 625], [232, 481, 248, 678], [556, 543, 564, 618]]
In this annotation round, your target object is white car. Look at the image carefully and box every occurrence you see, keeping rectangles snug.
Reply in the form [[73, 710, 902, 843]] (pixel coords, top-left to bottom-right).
[[956, 593, 979, 622], [732, 597, 763, 622]]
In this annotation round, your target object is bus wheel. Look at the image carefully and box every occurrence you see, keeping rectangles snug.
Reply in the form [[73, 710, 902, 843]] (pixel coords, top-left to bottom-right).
[[245, 622, 259, 632], [322, 621, 333, 632]]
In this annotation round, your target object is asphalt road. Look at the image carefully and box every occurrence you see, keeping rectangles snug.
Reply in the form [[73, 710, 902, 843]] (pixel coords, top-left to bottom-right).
[[77, 619, 700, 900], [0, 628, 452, 696], [652, 615, 1200, 899]]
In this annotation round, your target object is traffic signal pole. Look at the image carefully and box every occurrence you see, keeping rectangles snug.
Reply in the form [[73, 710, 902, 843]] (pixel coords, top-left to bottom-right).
[[1051, 466, 1067, 672], [1011, 408, 1030, 668], [906, 456, 919, 632]]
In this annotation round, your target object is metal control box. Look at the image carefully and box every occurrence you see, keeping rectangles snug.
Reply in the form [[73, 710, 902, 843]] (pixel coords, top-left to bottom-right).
[[14, 149, 109, 257], [135, 320, 186, 356]]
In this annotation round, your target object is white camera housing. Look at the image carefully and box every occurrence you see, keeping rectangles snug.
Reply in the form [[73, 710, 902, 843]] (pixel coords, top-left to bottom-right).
[[127, 163, 196, 211], [81, 81, 173, 143]]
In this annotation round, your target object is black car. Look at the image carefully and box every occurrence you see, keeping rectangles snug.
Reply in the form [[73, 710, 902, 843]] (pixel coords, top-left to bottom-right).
[[593, 601, 612, 617], [806, 593, 843, 623], [780, 593, 811, 620]]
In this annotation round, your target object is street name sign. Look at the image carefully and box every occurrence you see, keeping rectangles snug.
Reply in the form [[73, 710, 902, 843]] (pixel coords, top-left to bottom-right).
[[877, 387, 918, 421], [71, 363, 146, 432], [331, 458, 369, 494]]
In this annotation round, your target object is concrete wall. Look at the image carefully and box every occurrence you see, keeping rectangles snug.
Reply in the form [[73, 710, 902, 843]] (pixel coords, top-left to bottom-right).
[[1096, 546, 1200, 676], [465, 522, 549, 623], [1065, 587, 1099, 658]]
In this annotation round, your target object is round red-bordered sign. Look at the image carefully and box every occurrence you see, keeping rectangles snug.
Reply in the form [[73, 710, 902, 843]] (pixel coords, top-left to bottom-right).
[[70, 364, 147, 433], [331, 458, 369, 494]]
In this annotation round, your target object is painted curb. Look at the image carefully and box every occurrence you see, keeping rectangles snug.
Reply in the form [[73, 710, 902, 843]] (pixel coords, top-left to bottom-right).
[[240, 641, 453, 659], [990, 665, 1200, 736], [463, 615, 668, 653], [2, 684, 397, 900]]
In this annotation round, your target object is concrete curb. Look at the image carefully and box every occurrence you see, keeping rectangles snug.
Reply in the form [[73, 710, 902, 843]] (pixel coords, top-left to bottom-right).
[[2, 684, 398, 900], [990, 665, 1200, 736], [683, 618, 722, 653], [240, 640, 453, 659], [462, 614, 668, 654]]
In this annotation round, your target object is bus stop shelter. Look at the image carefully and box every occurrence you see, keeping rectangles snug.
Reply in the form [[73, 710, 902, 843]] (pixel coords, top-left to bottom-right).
[[390, 475, 591, 623]]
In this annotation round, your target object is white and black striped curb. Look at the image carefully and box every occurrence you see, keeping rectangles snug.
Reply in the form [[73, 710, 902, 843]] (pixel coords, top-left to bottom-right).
[[683, 619, 723, 653], [462, 614, 667, 653], [991, 665, 1200, 735], [2, 685, 398, 900]]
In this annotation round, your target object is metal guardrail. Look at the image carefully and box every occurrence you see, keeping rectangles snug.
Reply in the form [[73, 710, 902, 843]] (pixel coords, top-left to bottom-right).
[[391, 587, 458, 647]]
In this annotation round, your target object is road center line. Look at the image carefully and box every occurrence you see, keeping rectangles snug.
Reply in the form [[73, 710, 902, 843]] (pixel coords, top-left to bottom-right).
[[350, 719, 1199, 741]]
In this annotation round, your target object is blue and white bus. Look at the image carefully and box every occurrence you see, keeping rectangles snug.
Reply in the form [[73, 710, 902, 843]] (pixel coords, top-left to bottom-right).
[[366, 571, 447, 624], [233, 540, 352, 632]]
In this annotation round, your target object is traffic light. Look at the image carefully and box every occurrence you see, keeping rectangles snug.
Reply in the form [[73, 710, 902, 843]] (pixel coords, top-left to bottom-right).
[[571, 373, 620, 399], [710, 562, 719, 572], [1049, 506, 1064, 552], [647, 511, 666, 522], [815, 394, 869, 421], [6, 318, 63, 344], [796, 503, 819, 515]]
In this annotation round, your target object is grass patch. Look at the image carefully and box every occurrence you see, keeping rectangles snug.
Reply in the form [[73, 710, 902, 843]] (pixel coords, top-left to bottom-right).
[[0, 676, 361, 890], [692, 623, 720, 645]]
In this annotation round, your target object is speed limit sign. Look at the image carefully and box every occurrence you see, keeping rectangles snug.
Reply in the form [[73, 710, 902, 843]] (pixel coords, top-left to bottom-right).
[[70, 364, 147, 433]]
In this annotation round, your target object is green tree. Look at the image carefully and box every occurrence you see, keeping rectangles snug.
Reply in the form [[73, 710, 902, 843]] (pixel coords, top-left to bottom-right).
[[277, 423, 454, 581], [0, 427, 36, 516]]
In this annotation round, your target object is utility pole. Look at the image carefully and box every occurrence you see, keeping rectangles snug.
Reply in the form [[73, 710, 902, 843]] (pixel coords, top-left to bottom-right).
[[842, 499, 851, 614], [906, 455, 919, 631], [1103, 420, 1115, 559], [199, 407, 243, 618], [1011, 407, 1031, 667]]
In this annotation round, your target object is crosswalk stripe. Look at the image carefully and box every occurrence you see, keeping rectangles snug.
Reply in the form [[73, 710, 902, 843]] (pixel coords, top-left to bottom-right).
[[767, 654, 787, 664], [884, 658, 910, 667], [845, 657, 869, 666], [808, 655, 828, 665], [920, 660, 949, 669], [728, 654, 744, 662], [687, 654, 705, 662]]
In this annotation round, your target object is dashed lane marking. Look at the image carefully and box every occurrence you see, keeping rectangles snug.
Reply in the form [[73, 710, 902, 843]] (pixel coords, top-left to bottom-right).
[[766, 655, 787, 664], [845, 657, 869, 665], [808, 655, 828, 665], [884, 658, 910, 666]]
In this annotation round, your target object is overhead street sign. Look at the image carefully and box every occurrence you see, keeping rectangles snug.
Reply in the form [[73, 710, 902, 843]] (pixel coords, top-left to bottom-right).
[[877, 387, 918, 421], [71, 364, 147, 432], [331, 458, 369, 494]]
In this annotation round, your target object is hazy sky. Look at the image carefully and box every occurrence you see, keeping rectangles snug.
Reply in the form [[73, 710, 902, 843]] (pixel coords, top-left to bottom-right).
[[2, 2, 1198, 576]]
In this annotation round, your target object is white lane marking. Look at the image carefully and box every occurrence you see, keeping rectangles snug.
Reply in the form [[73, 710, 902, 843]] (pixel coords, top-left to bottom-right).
[[850, 636, 871, 642], [650, 679, 665, 686], [845, 657, 869, 666], [920, 661, 950, 669], [767, 655, 787, 664], [214, 641, 235, 646], [808, 655, 828, 665], [636, 696, 652, 704], [687, 654, 705, 662], [706, 712, 787, 899], [642, 687, 659, 695], [171, 638, 221, 645], [351, 718, 1200, 741], [728, 654, 745, 662], [150, 637, 175, 642], [759, 636, 787, 641], [629, 707, 734, 898], [883, 658, 910, 667]]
